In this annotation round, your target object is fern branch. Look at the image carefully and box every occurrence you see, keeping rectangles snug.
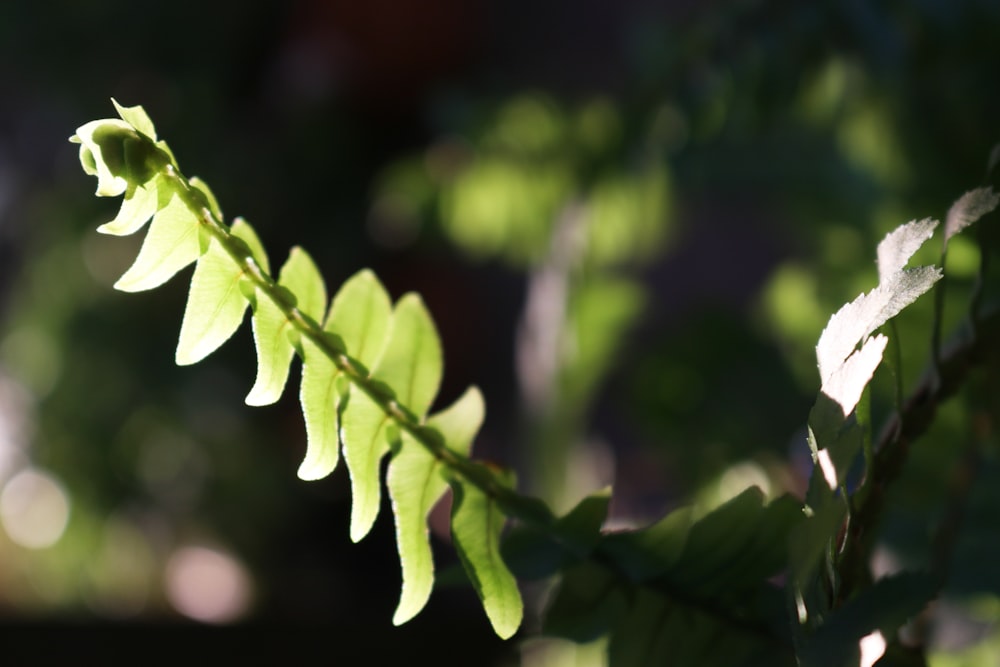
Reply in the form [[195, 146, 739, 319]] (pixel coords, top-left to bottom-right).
[[148, 148, 556, 530], [838, 304, 1000, 598]]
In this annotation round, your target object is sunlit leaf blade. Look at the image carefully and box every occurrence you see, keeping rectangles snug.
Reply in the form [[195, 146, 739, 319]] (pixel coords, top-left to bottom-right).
[[114, 192, 202, 292], [112, 98, 157, 140], [819, 334, 888, 419], [326, 269, 393, 369], [71, 118, 135, 197], [816, 266, 941, 383], [426, 385, 484, 456], [371, 294, 443, 419], [280, 247, 327, 323], [388, 387, 486, 625], [297, 335, 343, 481], [174, 219, 265, 368], [245, 292, 295, 406], [946, 187, 999, 243], [341, 388, 395, 541], [98, 175, 163, 236], [450, 477, 523, 639], [176, 243, 246, 364], [876, 218, 937, 282], [245, 248, 326, 405], [388, 432, 448, 625]]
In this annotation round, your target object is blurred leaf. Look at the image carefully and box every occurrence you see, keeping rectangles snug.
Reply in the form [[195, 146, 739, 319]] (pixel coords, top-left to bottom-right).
[[543, 561, 627, 642], [601, 505, 692, 581]]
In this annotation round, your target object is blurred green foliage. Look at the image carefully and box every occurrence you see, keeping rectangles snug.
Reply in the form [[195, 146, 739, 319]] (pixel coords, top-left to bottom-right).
[[2, 0, 1000, 664]]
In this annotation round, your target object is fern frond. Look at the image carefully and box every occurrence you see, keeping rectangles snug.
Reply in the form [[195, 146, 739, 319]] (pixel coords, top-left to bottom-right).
[[71, 99, 540, 636]]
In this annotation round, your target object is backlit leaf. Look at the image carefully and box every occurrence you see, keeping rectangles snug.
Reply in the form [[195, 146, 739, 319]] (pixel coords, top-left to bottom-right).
[[175, 219, 264, 365], [297, 335, 344, 481], [245, 248, 326, 406], [112, 98, 157, 140], [341, 387, 395, 541], [326, 269, 392, 369], [388, 387, 485, 625], [114, 191, 202, 292], [451, 476, 523, 639], [98, 174, 164, 236], [371, 294, 443, 419]]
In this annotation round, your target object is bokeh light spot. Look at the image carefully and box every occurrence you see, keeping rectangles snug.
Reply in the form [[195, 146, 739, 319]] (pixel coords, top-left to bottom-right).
[[0, 468, 71, 549], [165, 545, 252, 624]]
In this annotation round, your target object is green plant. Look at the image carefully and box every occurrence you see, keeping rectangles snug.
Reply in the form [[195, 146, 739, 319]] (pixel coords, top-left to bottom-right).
[[72, 100, 1000, 666]]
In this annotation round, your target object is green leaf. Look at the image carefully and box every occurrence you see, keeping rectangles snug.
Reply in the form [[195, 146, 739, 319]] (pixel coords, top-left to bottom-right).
[[426, 385, 485, 456], [281, 247, 327, 323], [371, 294, 443, 419], [341, 387, 395, 541], [387, 387, 486, 625], [297, 335, 344, 481], [175, 219, 264, 365], [70, 118, 136, 197], [607, 588, 673, 667], [450, 476, 523, 639], [601, 505, 692, 581], [112, 98, 158, 140], [245, 248, 326, 406], [503, 487, 611, 581], [554, 487, 610, 553], [666, 487, 771, 593], [543, 561, 627, 643], [97, 174, 164, 236], [114, 191, 202, 292], [326, 269, 392, 369], [387, 431, 447, 625]]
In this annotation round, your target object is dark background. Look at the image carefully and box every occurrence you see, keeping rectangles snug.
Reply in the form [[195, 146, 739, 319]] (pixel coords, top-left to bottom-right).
[[1, 1, 1000, 663]]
